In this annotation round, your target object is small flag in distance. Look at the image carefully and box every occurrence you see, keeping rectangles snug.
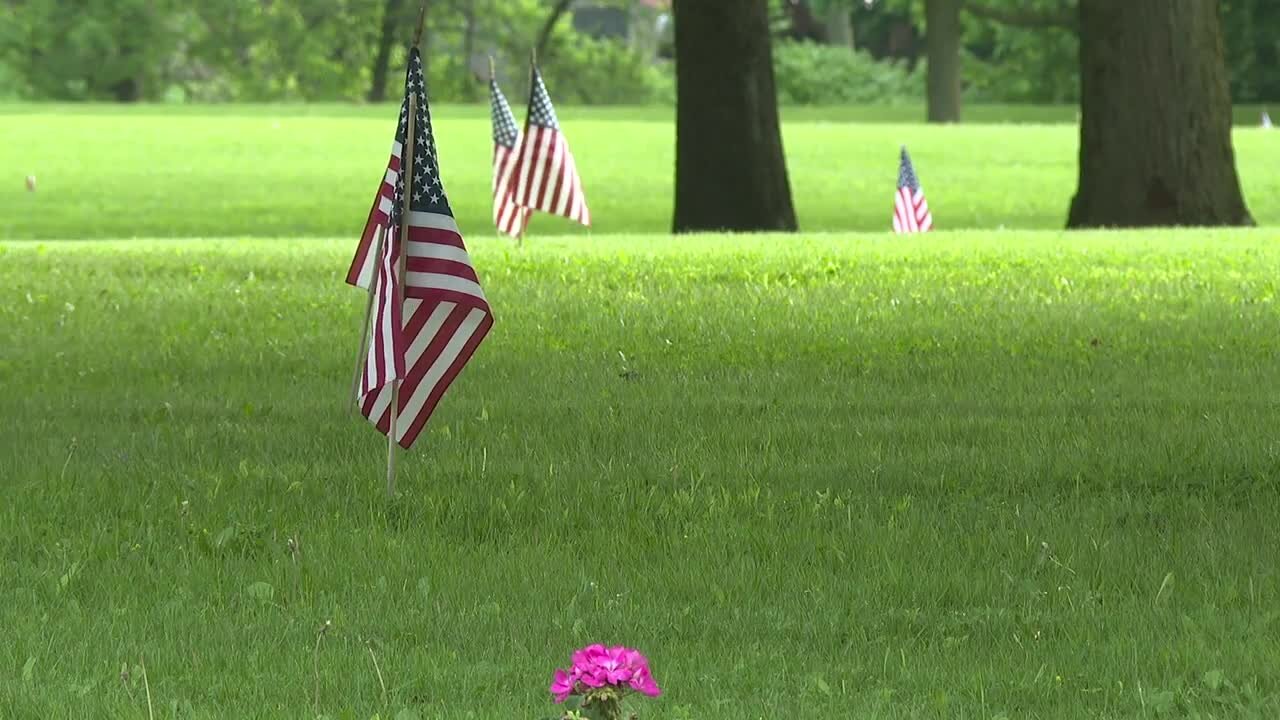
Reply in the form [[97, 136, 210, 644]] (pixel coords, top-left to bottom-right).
[[489, 75, 531, 238], [892, 146, 933, 234], [509, 64, 590, 227]]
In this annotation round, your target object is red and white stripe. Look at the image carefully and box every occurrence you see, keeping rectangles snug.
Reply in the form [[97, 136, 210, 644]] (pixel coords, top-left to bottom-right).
[[360, 226, 405, 410], [893, 186, 933, 234], [510, 125, 590, 227], [493, 138, 530, 237], [356, 210, 493, 450], [346, 140, 405, 290]]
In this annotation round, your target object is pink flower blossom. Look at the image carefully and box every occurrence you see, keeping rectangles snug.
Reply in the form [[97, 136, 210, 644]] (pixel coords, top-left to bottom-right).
[[550, 643, 662, 702], [629, 665, 661, 697], [549, 669, 575, 703]]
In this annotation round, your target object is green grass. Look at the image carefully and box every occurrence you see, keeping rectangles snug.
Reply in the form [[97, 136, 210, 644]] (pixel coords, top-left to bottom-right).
[[3, 104, 1280, 240], [3, 231, 1280, 719]]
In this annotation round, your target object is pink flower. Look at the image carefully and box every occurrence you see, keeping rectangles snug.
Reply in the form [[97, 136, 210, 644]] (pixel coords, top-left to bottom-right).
[[549, 669, 575, 703], [591, 645, 636, 684], [550, 644, 661, 701], [629, 665, 661, 697]]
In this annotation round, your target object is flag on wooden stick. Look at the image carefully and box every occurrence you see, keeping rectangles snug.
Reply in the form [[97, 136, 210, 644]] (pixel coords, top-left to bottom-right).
[[489, 73, 531, 238], [347, 47, 494, 451], [892, 146, 933, 234], [509, 64, 590, 227]]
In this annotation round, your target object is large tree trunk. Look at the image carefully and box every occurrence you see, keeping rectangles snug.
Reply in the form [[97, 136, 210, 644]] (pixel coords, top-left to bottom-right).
[[925, 0, 961, 123], [1068, 0, 1252, 228], [824, 2, 854, 48], [368, 0, 406, 102], [673, 0, 797, 233]]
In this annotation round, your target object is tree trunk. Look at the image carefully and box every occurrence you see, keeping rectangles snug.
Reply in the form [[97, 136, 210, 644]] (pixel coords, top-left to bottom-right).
[[110, 76, 141, 102], [824, 2, 854, 48], [673, 0, 797, 233], [925, 0, 961, 123], [1068, 0, 1253, 228], [368, 0, 406, 102], [536, 0, 574, 60], [461, 0, 478, 101]]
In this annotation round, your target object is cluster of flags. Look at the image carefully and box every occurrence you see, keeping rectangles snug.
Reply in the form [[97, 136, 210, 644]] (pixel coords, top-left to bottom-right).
[[341, 41, 599, 489], [342, 35, 939, 486], [489, 64, 590, 240]]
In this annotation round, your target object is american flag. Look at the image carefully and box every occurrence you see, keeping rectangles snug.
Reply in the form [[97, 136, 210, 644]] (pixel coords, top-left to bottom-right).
[[509, 65, 590, 226], [892, 146, 933, 233], [346, 47, 493, 450], [489, 76, 531, 237]]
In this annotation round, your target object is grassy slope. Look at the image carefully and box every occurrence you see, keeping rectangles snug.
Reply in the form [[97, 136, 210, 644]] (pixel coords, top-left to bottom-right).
[[2, 106, 1279, 240], [2, 232, 1279, 719]]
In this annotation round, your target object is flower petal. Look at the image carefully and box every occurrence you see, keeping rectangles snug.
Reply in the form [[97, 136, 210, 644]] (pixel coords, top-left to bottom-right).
[[550, 669, 575, 702]]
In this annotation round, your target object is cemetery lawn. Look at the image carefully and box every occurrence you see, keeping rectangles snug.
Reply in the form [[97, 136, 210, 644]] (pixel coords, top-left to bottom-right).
[[2, 230, 1280, 719], [2, 104, 1280, 241]]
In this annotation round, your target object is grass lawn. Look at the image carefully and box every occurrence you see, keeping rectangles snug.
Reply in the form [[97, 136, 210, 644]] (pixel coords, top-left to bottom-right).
[[3, 231, 1280, 719], [2, 104, 1279, 240]]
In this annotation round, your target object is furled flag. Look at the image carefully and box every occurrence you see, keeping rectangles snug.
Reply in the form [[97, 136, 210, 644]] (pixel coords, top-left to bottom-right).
[[490, 74, 531, 237], [892, 146, 933, 233], [1263, 110, 1273, 129], [346, 47, 493, 450], [509, 65, 590, 226]]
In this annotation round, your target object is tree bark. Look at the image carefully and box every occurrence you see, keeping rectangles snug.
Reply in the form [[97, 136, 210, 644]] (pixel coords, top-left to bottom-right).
[[461, 0, 478, 101], [1068, 0, 1253, 228], [368, 0, 407, 102], [925, 0, 961, 123], [824, 2, 854, 48], [673, 0, 797, 233], [110, 76, 141, 103], [535, 0, 574, 60]]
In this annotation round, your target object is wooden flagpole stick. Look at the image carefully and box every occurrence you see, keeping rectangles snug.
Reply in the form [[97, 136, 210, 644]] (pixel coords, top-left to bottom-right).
[[517, 48, 539, 249], [349, 224, 388, 414], [414, 1, 428, 47], [387, 92, 417, 498], [386, 0, 429, 497]]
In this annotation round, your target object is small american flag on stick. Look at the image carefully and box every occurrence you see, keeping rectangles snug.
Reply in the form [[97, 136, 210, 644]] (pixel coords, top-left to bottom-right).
[[892, 146, 933, 234], [509, 64, 590, 227], [489, 70, 531, 238], [346, 47, 493, 455]]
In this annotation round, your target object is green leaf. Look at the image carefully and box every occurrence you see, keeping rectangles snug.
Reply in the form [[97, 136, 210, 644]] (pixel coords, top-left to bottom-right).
[[214, 525, 238, 549], [21, 656, 35, 683], [1149, 689, 1177, 714], [394, 710, 421, 720], [1202, 669, 1225, 691], [816, 675, 832, 696], [246, 581, 274, 603]]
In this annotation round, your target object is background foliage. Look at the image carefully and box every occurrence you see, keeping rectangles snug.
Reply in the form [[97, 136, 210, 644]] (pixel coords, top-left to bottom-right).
[[0, 0, 1277, 106]]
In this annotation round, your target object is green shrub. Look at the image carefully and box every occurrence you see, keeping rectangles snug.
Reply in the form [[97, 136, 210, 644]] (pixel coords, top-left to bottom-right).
[[541, 36, 673, 105], [771, 41, 923, 105], [0, 62, 24, 99]]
